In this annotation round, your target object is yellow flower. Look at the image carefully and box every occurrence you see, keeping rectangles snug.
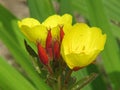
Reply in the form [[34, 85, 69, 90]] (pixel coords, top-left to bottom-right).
[[61, 23, 106, 69], [18, 18, 47, 46], [18, 14, 72, 46], [42, 13, 72, 39], [42, 14, 72, 28]]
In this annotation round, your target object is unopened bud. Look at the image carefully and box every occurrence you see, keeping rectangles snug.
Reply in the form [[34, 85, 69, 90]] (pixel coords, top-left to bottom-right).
[[46, 30, 53, 58], [37, 42, 49, 65], [53, 40, 60, 60], [60, 26, 65, 42], [47, 48, 53, 59]]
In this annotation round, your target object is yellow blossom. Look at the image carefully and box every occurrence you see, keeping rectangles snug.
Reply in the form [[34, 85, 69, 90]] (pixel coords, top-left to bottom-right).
[[18, 14, 72, 46], [42, 14, 72, 28], [42, 14, 72, 39], [18, 18, 47, 46], [61, 23, 106, 69]]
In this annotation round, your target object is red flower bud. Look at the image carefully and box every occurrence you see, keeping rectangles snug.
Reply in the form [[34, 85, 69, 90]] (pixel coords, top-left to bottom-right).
[[60, 26, 65, 42], [37, 43, 49, 65], [46, 48, 53, 59], [46, 30, 53, 58], [53, 40, 60, 60]]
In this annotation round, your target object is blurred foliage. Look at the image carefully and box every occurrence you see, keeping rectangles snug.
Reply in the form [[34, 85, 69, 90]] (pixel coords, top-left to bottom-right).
[[0, 0, 120, 90]]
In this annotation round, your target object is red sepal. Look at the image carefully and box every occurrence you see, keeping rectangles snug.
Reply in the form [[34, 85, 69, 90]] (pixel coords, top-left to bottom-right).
[[53, 40, 60, 60], [73, 67, 83, 71], [60, 26, 65, 42], [46, 30, 53, 58], [37, 43, 49, 65]]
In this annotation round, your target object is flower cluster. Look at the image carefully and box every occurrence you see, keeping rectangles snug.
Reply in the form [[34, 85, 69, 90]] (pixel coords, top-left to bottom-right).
[[18, 14, 106, 71]]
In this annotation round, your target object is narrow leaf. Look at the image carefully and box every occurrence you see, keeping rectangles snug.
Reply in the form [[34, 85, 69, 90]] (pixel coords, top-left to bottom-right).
[[71, 73, 98, 90], [0, 57, 36, 90], [0, 5, 51, 90], [27, 0, 55, 22], [85, 0, 120, 89], [72, 69, 93, 90], [24, 40, 37, 57]]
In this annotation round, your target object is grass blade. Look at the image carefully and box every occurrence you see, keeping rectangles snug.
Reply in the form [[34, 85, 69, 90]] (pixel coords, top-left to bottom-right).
[[0, 5, 51, 90], [0, 57, 36, 90], [85, 0, 120, 89], [59, 0, 72, 14], [27, 0, 55, 22], [72, 69, 93, 90], [71, 0, 120, 39], [104, 0, 120, 22]]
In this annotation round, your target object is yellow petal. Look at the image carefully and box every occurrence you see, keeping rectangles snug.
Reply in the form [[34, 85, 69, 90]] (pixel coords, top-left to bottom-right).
[[51, 26, 60, 39], [63, 24, 72, 34], [20, 25, 47, 46], [61, 23, 107, 69], [61, 23, 90, 54], [88, 27, 107, 51], [61, 14, 72, 35], [42, 15, 61, 28], [19, 25, 33, 41], [63, 51, 99, 69], [42, 14, 72, 28], [60, 14, 72, 34], [18, 18, 41, 28], [60, 14, 72, 25]]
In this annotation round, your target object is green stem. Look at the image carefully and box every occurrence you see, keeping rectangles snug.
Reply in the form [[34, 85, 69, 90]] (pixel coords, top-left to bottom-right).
[[58, 75, 61, 90], [64, 69, 73, 84], [46, 64, 53, 75]]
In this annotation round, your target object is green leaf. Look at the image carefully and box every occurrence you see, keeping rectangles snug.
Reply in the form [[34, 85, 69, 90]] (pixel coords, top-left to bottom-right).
[[27, 0, 55, 22], [24, 40, 38, 57], [72, 69, 93, 90], [0, 57, 36, 90], [71, 0, 88, 18], [71, 0, 120, 39], [104, 0, 120, 22], [70, 0, 120, 89], [111, 23, 120, 39], [59, 0, 75, 23], [24, 40, 43, 74], [59, 0, 72, 14], [85, 0, 120, 90], [71, 72, 98, 90], [87, 65, 108, 90], [0, 5, 51, 90]]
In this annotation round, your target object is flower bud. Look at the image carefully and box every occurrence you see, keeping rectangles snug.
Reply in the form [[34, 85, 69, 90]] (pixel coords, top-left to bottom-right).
[[46, 30, 53, 59], [37, 42, 49, 65], [53, 40, 60, 60], [60, 26, 65, 42]]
